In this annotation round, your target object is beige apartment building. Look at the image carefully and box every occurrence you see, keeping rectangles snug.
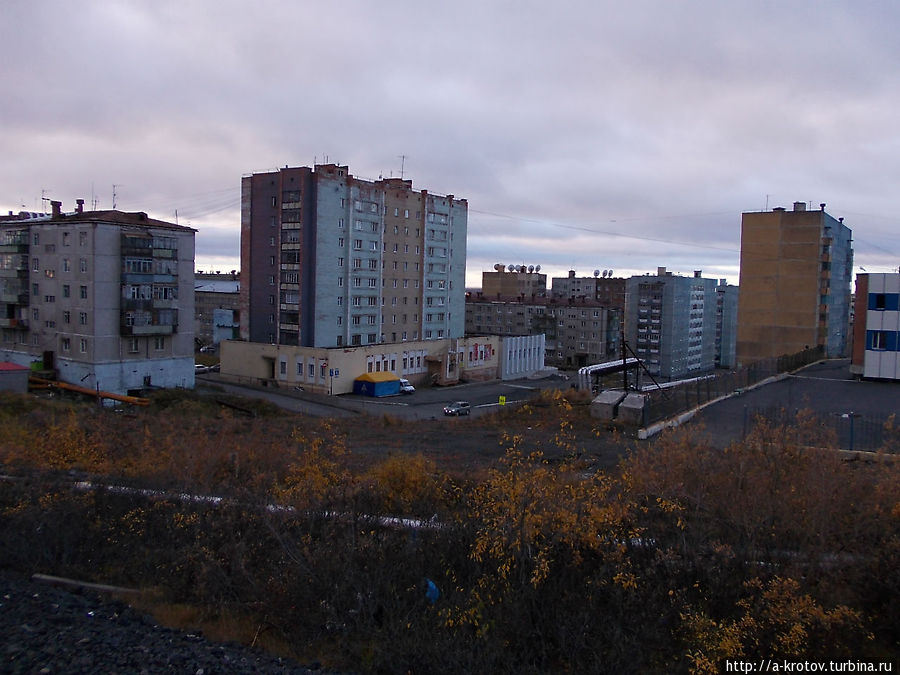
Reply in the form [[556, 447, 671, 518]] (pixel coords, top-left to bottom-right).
[[736, 202, 853, 365], [0, 201, 196, 394]]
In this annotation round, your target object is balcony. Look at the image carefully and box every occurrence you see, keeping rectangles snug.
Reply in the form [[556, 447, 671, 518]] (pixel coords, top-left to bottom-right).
[[0, 243, 28, 254], [0, 318, 28, 329], [0, 291, 28, 304], [121, 323, 175, 336]]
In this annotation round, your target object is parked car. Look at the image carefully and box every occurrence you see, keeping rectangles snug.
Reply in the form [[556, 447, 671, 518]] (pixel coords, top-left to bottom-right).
[[399, 378, 415, 394], [443, 401, 471, 416], [195, 364, 210, 374]]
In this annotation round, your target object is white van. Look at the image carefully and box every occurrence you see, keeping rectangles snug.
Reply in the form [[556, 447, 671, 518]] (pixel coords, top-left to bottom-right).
[[399, 378, 415, 394]]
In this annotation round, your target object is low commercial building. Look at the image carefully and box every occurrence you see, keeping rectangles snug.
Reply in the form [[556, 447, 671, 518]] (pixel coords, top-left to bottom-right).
[[219, 335, 504, 395]]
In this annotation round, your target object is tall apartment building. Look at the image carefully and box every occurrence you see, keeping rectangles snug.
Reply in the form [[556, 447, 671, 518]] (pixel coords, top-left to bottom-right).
[[240, 164, 467, 348], [736, 202, 853, 365], [715, 281, 739, 368], [625, 267, 722, 379], [850, 273, 900, 380], [0, 200, 196, 394]]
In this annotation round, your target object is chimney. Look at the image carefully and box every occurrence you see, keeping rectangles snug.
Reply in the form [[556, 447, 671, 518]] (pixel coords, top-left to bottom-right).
[[51, 200, 62, 218], [75, 199, 84, 214], [657, 266, 666, 276], [568, 270, 575, 278], [820, 203, 826, 211], [694, 270, 702, 278], [793, 201, 806, 211]]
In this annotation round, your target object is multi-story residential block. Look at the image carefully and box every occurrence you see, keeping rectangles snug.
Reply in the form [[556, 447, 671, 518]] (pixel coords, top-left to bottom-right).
[[736, 201, 853, 365], [0, 200, 195, 394], [466, 291, 620, 369], [240, 164, 467, 348], [625, 267, 721, 379], [481, 264, 547, 299], [194, 271, 240, 348], [715, 281, 739, 368], [851, 273, 900, 380], [551, 269, 626, 312]]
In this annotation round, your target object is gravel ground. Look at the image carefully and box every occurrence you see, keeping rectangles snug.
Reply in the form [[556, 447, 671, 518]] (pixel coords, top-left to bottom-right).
[[0, 569, 318, 674]]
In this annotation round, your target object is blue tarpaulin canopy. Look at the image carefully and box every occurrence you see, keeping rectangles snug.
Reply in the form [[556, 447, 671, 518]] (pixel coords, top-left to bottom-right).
[[353, 371, 401, 397]]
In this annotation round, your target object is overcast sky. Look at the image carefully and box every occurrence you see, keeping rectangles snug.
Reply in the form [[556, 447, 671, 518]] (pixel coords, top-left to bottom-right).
[[3, 0, 899, 286]]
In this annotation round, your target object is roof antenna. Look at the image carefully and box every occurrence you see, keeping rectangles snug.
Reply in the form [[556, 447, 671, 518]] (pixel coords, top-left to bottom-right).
[[398, 154, 407, 179]]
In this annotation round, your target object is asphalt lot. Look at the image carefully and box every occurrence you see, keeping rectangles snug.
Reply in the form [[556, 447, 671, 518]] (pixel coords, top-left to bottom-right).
[[690, 359, 899, 451], [198, 370, 575, 421]]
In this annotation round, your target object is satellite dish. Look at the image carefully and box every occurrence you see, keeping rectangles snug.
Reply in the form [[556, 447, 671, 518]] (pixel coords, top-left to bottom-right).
[[593, 269, 600, 277], [508, 264, 515, 272], [535, 265, 541, 272], [609, 270, 613, 277], [493, 263, 501, 271], [528, 265, 534, 273]]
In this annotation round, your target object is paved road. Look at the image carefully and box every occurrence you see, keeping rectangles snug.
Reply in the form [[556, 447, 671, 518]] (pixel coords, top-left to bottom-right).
[[198, 371, 575, 421], [690, 359, 899, 450]]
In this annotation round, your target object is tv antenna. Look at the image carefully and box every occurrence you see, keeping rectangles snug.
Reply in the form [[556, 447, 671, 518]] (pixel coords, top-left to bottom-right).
[[112, 184, 121, 210], [398, 155, 408, 179]]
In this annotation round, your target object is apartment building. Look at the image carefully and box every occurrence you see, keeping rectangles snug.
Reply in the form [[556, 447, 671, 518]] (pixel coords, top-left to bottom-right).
[[736, 202, 853, 365], [481, 264, 547, 299], [0, 200, 196, 394], [850, 273, 900, 380], [240, 164, 467, 348], [195, 271, 240, 347], [624, 267, 723, 380], [466, 293, 620, 369], [550, 270, 626, 311]]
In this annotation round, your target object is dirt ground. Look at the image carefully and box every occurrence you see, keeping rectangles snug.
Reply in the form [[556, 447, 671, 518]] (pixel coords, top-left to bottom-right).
[[336, 399, 641, 478]]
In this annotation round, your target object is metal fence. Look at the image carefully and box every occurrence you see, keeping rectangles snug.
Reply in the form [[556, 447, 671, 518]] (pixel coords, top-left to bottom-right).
[[641, 347, 824, 427], [741, 405, 897, 453]]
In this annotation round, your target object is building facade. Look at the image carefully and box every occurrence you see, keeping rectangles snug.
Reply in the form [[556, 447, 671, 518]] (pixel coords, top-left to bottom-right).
[[481, 265, 547, 299], [736, 202, 853, 365], [0, 201, 196, 394], [466, 295, 620, 369], [194, 272, 240, 348], [220, 335, 503, 395], [625, 267, 721, 379], [851, 273, 900, 380], [240, 164, 467, 348], [550, 270, 626, 311]]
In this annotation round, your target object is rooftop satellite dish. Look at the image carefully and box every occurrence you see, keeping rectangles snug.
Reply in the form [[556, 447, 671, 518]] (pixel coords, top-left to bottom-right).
[[493, 263, 501, 271], [528, 265, 534, 273], [508, 264, 515, 272], [535, 265, 541, 272], [593, 269, 600, 277], [609, 270, 614, 277]]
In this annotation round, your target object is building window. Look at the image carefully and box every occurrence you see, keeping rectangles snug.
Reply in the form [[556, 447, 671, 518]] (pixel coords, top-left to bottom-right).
[[80, 285, 88, 299], [154, 336, 165, 350], [80, 258, 87, 273], [61, 337, 71, 352], [63, 259, 70, 272], [79, 311, 87, 325], [79, 231, 87, 246], [870, 331, 887, 350], [79, 338, 87, 353]]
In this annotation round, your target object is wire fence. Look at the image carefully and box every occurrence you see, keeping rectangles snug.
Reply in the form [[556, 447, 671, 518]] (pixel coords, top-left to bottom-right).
[[641, 347, 824, 427], [740, 406, 897, 453]]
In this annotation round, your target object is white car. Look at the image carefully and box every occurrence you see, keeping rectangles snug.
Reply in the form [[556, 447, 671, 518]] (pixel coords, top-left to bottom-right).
[[399, 378, 415, 394]]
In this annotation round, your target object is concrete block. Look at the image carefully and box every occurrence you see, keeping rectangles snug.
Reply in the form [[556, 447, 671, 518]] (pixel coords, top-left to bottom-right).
[[590, 390, 627, 420], [618, 393, 647, 426]]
